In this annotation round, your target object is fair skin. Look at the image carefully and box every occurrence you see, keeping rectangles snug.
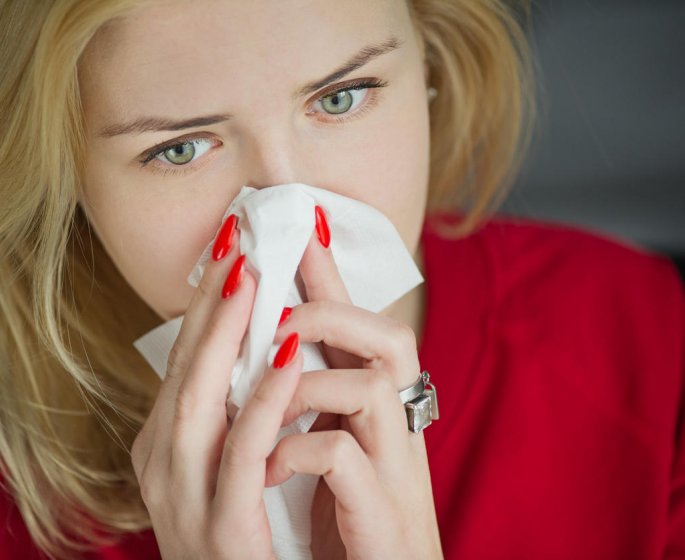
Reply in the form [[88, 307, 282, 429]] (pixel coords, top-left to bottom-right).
[[79, 0, 440, 558]]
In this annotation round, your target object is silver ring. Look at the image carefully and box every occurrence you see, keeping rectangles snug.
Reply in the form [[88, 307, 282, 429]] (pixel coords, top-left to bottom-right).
[[399, 371, 439, 434], [398, 374, 425, 402]]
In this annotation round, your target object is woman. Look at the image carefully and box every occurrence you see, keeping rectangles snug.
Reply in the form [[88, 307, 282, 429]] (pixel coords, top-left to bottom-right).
[[1, 0, 683, 559]]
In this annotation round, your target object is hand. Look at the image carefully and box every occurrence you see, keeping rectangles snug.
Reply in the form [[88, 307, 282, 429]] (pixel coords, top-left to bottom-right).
[[131, 216, 305, 559], [267, 218, 443, 559]]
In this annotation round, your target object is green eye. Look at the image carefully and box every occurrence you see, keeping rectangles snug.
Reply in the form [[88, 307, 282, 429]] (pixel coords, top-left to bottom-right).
[[140, 137, 216, 169], [311, 79, 389, 121], [164, 142, 195, 165], [321, 91, 354, 115]]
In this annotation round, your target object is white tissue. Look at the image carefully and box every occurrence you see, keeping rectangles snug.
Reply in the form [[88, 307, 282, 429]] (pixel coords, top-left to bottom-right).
[[133, 182, 423, 559]]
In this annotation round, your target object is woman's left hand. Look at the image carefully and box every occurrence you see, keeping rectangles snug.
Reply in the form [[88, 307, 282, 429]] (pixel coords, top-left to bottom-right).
[[267, 224, 443, 560]]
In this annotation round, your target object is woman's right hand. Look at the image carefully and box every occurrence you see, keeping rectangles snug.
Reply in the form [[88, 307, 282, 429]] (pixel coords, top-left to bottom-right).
[[131, 216, 303, 559]]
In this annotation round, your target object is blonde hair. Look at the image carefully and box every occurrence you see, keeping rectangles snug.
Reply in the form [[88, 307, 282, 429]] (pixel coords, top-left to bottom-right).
[[0, 0, 534, 557]]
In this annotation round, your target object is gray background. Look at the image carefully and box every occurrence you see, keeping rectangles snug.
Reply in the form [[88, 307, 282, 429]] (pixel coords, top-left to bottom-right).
[[501, 0, 684, 268]]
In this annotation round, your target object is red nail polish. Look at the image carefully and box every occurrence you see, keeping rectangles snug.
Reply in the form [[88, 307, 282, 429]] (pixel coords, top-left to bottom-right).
[[212, 214, 238, 262], [222, 254, 245, 298], [314, 205, 330, 248], [273, 332, 299, 369], [278, 307, 293, 327]]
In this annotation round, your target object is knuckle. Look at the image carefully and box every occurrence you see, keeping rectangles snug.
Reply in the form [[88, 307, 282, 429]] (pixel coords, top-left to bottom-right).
[[174, 386, 197, 420], [130, 432, 148, 478], [202, 311, 227, 345], [173, 387, 201, 431], [196, 275, 215, 301], [392, 322, 417, 353], [221, 435, 241, 465], [203, 305, 243, 351], [222, 432, 256, 470], [166, 342, 189, 379], [326, 430, 358, 465], [250, 379, 276, 410], [138, 467, 163, 510], [131, 415, 157, 480], [309, 299, 334, 318]]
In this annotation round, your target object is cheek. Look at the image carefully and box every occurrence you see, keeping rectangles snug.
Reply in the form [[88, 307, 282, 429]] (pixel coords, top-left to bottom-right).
[[336, 97, 430, 252], [81, 184, 225, 319]]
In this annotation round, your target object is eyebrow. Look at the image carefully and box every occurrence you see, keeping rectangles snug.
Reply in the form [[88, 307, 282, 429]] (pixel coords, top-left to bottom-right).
[[97, 114, 231, 138], [294, 35, 402, 98], [97, 36, 402, 138]]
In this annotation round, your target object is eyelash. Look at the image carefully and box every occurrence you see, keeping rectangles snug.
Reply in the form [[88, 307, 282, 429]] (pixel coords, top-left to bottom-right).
[[137, 77, 389, 176], [307, 77, 388, 124]]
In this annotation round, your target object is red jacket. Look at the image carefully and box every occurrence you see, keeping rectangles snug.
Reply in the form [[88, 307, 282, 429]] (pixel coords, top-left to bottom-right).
[[2, 214, 684, 559]]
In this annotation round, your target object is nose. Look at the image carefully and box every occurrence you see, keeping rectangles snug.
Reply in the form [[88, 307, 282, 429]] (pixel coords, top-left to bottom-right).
[[241, 126, 306, 189]]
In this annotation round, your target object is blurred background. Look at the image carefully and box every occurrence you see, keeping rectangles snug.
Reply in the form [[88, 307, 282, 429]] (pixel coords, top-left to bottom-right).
[[501, 0, 685, 279]]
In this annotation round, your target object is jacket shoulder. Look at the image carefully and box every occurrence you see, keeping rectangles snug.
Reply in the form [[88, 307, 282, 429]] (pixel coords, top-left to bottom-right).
[[473, 215, 683, 316]]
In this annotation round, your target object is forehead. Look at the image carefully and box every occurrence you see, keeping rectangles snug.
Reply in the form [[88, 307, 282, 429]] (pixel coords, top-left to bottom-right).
[[79, 0, 410, 121]]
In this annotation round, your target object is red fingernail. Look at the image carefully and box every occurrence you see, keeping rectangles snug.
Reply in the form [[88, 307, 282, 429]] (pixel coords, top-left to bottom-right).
[[273, 332, 299, 369], [212, 214, 238, 262], [278, 307, 293, 327], [222, 254, 245, 298], [314, 206, 330, 248]]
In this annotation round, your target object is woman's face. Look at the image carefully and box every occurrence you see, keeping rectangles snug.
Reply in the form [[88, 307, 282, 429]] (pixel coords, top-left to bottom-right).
[[78, 0, 431, 320]]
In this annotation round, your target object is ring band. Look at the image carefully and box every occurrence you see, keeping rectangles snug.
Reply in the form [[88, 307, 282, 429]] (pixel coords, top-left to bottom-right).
[[399, 371, 439, 434], [398, 374, 425, 402]]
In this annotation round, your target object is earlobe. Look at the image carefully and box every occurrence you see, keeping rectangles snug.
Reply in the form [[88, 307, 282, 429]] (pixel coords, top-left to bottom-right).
[[424, 62, 437, 103], [427, 87, 437, 103]]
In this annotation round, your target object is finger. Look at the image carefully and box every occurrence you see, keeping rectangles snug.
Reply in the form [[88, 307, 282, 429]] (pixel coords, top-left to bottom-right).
[[268, 433, 436, 560], [275, 300, 420, 387], [166, 214, 241, 381], [212, 335, 303, 521], [265, 430, 388, 521], [150, 263, 256, 506], [300, 207, 357, 369], [280, 368, 410, 460], [154, 218, 242, 428], [169, 267, 257, 480], [136, 215, 240, 464], [300, 205, 352, 306]]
